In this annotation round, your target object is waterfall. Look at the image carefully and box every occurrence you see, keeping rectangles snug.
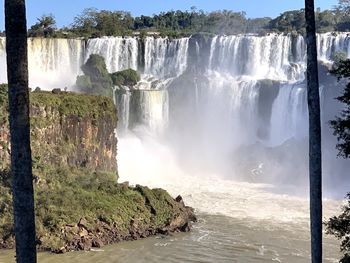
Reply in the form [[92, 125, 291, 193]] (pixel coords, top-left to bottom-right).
[[85, 37, 139, 73], [200, 73, 260, 147], [269, 83, 308, 145], [0, 37, 84, 89], [27, 38, 84, 89], [317, 32, 350, 62], [115, 88, 131, 134], [144, 37, 189, 78], [208, 34, 305, 82], [0, 33, 349, 147], [0, 33, 348, 86], [134, 90, 169, 134]]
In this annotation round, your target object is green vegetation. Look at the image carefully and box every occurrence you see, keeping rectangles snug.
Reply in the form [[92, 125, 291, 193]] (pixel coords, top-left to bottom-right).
[[0, 165, 182, 251], [21, 1, 350, 39], [0, 84, 8, 127], [329, 58, 350, 158], [325, 194, 350, 263], [325, 53, 350, 263], [67, 5, 350, 37], [71, 8, 134, 38], [28, 14, 57, 38], [111, 69, 140, 87], [268, 7, 348, 34], [29, 89, 116, 123]]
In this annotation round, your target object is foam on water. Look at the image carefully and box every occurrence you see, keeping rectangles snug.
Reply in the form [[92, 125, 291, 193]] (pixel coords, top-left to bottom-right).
[[118, 132, 341, 226]]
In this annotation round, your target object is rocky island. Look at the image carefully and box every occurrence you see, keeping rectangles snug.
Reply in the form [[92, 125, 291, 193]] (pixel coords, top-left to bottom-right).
[[0, 84, 196, 253]]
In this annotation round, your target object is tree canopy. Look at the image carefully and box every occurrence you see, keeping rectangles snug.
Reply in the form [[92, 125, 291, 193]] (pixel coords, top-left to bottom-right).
[[329, 59, 350, 158], [19, 1, 350, 39], [28, 14, 57, 37], [325, 42, 350, 263]]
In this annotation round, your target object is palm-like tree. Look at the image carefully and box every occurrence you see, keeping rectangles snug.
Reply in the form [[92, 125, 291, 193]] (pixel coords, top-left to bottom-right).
[[5, 0, 37, 262], [304, 0, 322, 262]]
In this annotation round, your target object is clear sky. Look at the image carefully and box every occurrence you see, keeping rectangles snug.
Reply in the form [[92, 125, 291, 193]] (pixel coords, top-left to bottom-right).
[[0, 0, 338, 31]]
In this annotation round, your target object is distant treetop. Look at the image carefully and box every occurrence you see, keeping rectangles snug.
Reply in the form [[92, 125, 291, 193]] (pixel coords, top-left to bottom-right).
[[25, 1, 350, 38]]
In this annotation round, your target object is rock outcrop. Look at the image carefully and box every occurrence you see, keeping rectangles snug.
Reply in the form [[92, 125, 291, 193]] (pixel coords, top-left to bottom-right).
[[56, 191, 196, 253], [0, 86, 117, 173]]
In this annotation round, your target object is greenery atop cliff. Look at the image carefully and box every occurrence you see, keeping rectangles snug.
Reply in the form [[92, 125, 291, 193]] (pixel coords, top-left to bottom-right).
[[0, 84, 117, 124], [30, 89, 117, 123], [23, 1, 350, 38]]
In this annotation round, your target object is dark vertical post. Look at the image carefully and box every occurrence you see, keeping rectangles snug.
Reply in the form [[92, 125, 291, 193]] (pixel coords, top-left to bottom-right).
[[304, 0, 322, 262], [5, 0, 37, 262]]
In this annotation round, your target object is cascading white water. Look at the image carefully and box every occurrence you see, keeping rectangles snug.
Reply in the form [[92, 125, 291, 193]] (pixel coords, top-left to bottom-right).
[[85, 36, 186, 133], [208, 34, 305, 82], [269, 83, 308, 145], [201, 73, 260, 148], [0, 33, 347, 148], [136, 90, 169, 134], [144, 37, 189, 79], [115, 89, 131, 133], [0, 37, 84, 89], [85, 37, 139, 72], [317, 32, 350, 62]]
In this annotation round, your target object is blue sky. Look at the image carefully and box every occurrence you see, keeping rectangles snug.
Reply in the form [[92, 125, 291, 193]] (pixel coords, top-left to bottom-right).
[[0, 0, 338, 30]]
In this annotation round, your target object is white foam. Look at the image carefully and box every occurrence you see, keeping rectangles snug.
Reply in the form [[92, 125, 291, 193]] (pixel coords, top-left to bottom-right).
[[118, 133, 341, 225]]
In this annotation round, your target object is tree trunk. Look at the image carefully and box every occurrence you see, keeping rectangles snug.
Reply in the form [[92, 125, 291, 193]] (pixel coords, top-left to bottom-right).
[[304, 1, 323, 262], [5, 0, 37, 262]]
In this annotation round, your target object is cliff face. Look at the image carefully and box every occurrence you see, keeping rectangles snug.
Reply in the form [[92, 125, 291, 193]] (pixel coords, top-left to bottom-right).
[[0, 86, 117, 173]]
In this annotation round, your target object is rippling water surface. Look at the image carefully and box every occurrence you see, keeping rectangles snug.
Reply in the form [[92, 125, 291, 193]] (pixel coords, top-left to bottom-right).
[[0, 213, 340, 263]]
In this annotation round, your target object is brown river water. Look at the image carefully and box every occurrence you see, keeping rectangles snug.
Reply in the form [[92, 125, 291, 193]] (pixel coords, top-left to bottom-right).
[[0, 213, 340, 263]]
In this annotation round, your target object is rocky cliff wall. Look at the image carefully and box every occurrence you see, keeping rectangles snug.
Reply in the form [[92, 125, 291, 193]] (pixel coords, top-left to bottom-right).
[[0, 85, 117, 174]]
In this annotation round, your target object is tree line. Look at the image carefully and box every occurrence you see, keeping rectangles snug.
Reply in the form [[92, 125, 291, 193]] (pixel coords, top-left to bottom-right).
[[0, 2, 348, 39]]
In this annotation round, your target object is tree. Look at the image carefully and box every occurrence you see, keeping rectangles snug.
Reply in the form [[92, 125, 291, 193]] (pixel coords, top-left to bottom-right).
[[329, 59, 350, 158], [305, 0, 323, 262], [269, 9, 306, 34], [337, 0, 350, 14], [5, 0, 37, 262], [28, 14, 56, 37], [71, 8, 133, 37], [325, 193, 350, 263]]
